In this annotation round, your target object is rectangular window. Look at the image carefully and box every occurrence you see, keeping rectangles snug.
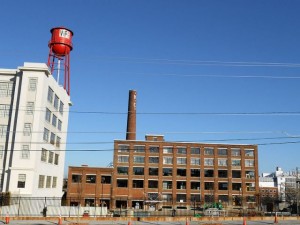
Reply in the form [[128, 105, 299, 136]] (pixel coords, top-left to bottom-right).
[[59, 101, 64, 115], [23, 123, 32, 136], [218, 159, 227, 166], [17, 174, 26, 188], [58, 120, 62, 131], [41, 148, 47, 162], [45, 108, 51, 122], [54, 95, 59, 109], [204, 147, 214, 155], [163, 146, 173, 154], [86, 175, 96, 183], [163, 168, 172, 176], [46, 176, 51, 188], [0, 104, 10, 118], [133, 180, 144, 188], [28, 78, 37, 91], [177, 147, 187, 154], [148, 180, 158, 188], [47, 87, 54, 103], [218, 182, 228, 190], [117, 167, 128, 175], [118, 155, 129, 163], [56, 136, 61, 148], [26, 102, 34, 115], [54, 153, 59, 165], [232, 170, 241, 178], [0, 125, 8, 138], [133, 167, 144, 175], [204, 182, 214, 190], [149, 157, 159, 163], [162, 194, 172, 202], [191, 157, 200, 165], [72, 174, 82, 183], [0, 82, 13, 97], [204, 169, 214, 177], [43, 128, 49, 142], [232, 183, 242, 190], [245, 149, 254, 157], [190, 147, 200, 154], [38, 175, 45, 188], [134, 145, 145, 153], [52, 177, 57, 188], [117, 179, 128, 187], [204, 158, 214, 166], [177, 157, 186, 165], [191, 182, 200, 190], [149, 146, 159, 153], [246, 171, 255, 179], [52, 114, 57, 127], [0, 145, 3, 159], [245, 159, 255, 167], [177, 168, 186, 176], [218, 148, 227, 156], [149, 168, 159, 176], [48, 151, 54, 164], [176, 194, 186, 202], [191, 169, 200, 177], [50, 132, 56, 145], [21, 145, 30, 159], [232, 159, 241, 166], [163, 156, 173, 164], [118, 145, 130, 153], [231, 148, 241, 156], [133, 156, 145, 163], [218, 170, 228, 178], [177, 181, 186, 189], [162, 181, 172, 189]]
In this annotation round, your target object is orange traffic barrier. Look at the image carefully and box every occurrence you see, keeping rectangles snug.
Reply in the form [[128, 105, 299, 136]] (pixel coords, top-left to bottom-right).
[[243, 216, 247, 225], [5, 213, 9, 224], [274, 212, 278, 223], [58, 215, 62, 225], [128, 220, 131, 225]]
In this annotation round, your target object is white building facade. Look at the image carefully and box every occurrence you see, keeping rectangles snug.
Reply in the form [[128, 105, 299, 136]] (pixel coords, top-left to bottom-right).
[[0, 62, 71, 198]]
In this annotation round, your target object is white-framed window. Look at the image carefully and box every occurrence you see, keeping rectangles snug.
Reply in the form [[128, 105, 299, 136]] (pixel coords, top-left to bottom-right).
[[0, 82, 13, 97], [58, 120, 62, 131], [218, 159, 227, 166], [41, 148, 47, 162], [50, 132, 56, 144], [177, 147, 187, 154], [118, 155, 129, 163], [45, 108, 51, 122], [54, 95, 59, 109], [191, 157, 200, 165], [26, 102, 34, 115], [46, 176, 51, 188], [163, 156, 173, 164], [177, 157, 187, 165], [133, 156, 145, 163], [232, 159, 241, 166], [48, 151, 54, 164], [0, 145, 3, 159], [218, 148, 227, 156], [163, 147, 173, 154], [21, 145, 30, 159], [231, 148, 241, 156], [23, 123, 32, 136], [204, 158, 214, 166], [118, 145, 130, 153], [149, 146, 159, 153], [245, 159, 255, 167], [17, 174, 26, 188], [190, 147, 200, 154], [56, 136, 61, 148], [245, 149, 254, 157], [47, 87, 54, 103], [59, 101, 64, 115], [38, 175, 45, 188], [134, 145, 145, 153], [54, 153, 59, 165], [28, 78, 37, 91], [52, 177, 57, 188], [149, 157, 159, 163], [204, 147, 214, 155], [52, 114, 57, 127], [0, 104, 10, 118], [43, 128, 49, 142], [0, 125, 8, 138]]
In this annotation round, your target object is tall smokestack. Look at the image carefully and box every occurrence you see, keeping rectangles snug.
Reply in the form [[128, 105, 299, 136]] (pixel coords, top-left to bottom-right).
[[126, 90, 137, 140]]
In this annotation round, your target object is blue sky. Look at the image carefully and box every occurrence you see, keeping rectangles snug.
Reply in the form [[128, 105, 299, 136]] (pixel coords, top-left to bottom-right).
[[1, 1, 300, 176]]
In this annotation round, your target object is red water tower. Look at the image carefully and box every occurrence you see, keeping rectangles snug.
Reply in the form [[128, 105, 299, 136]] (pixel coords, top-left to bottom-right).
[[47, 27, 73, 95]]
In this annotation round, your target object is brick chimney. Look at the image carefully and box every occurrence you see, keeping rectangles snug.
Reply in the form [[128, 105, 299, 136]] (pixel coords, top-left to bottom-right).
[[126, 90, 137, 140]]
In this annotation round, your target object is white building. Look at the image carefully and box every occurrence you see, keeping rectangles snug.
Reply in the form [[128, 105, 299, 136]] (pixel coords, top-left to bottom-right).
[[0, 62, 71, 198]]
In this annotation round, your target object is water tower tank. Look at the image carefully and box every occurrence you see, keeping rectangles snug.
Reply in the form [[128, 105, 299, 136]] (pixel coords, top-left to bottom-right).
[[48, 27, 73, 56]]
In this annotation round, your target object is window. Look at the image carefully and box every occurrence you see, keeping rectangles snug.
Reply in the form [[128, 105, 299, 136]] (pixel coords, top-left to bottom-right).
[[163, 146, 173, 154], [133, 180, 144, 188], [163, 168, 172, 176], [52, 114, 57, 127], [190, 147, 200, 154], [218, 170, 228, 178], [162, 194, 172, 202], [118, 145, 129, 153], [28, 78, 37, 91], [231, 148, 241, 156], [38, 175, 45, 188], [72, 174, 82, 183], [23, 123, 32, 136], [134, 145, 145, 153], [26, 102, 34, 115], [218, 195, 228, 203], [204, 158, 214, 166], [117, 167, 128, 175], [56, 136, 61, 148], [246, 171, 255, 179], [232, 183, 242, 191], [232, 170, 241, 178], [0, 82, 13, 97], [58, 120, 62, 131], [245, 159, 255, 167], [50, 132, 56, 144], [118, 155, 129, 163], [117, 179, 128, 187], [191, 194, 201, 202], [204, 182, 214, 190], [48, 151, 54, 164], [149, 168, 159, 176], [232, 159, 241, 166], [133, 167, 144, 175], [191, 182, 200, 190], [149, 157, 159, 163], [59, 101, 64, 115], [177, 181, 186, 189], [191, 169, 200, 177], [54, 95, 59, 109], [101, 176, 111, 184], [246, 183, 255, 191], [46, 176, 51, 188], [43, 128, 49, 142], [204, 147, 214, 155], [177, 157, 186, 165], [54, 153, 59, 165], [204, 169, 214, 177], [218, 159, 227, 166], [176, 194, 186, 202], [148, 180, 158, 188], [177, 147, 186, 154], [218, 148, 227, 156], [47, 87, 54, 103], [191, 157, 200, 165], [218, 182, 228, 190], [163, 156, 173, 164], [45, 108, 51, 122], [17, 174, 26, 188], [177, 168, 186, 176], [52, 177, 57, 188], [246, 196, 256, 202], [133, 156, 144, 163], [41, 149, 47, 162], [245, 149, 254, 157], [21, 145, 30, 159], [0, 145, 3, 159], [149, 146, 159, 153], [0, 104, 10, 117], [86, 175, 96, 183], [162, 181, 172, 189], [0, 125, 7, 138]]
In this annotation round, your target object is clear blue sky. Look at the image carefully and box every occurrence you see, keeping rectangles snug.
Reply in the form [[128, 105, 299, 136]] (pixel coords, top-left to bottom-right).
[[1, 1, 300, 176]]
